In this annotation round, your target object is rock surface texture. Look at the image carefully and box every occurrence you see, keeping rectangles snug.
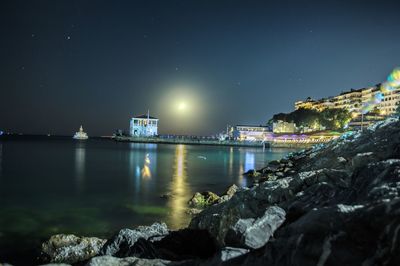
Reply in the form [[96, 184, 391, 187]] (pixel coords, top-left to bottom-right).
[[41, 234, 106, 264], [40, 118, 400, 265]]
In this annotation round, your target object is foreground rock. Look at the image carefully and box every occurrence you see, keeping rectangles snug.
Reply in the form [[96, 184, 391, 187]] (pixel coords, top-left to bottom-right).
[[41, 234, 106, 264], [225, 206, 286, 249], [188, 192, 220, 208], [124, 228, 217, 261], [86, 255, 186, 266], [188, 184, 239, 211], [101, 223, 169, 257], [191, 117, 400, 265]]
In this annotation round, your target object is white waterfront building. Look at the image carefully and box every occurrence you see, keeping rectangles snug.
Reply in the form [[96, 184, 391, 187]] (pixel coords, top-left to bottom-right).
[[130, 112, 158, 137]]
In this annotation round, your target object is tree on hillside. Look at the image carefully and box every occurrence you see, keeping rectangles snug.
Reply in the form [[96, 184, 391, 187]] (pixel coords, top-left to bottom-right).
[[270, 107, 351, 131], [320, 108, 352, 131]]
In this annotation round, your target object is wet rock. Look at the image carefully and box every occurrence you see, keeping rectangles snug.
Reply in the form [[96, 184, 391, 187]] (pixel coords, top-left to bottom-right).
[[188, 192, 220, 208], [225, 206, 286, 249], [185, 208, 203, 216], [153, 229, 218, 261], [275, 171, 284, 177], [39, 263, 71, 266], [112, 229, 218, 261], [351, 152, 377, 170], [243, 169, 260, 178], [41, 234, 106, 264], [218, 184, 239, 203], [203, 247, 249, 265], [85, 255, 182, 266], [101, 223, 169, 257], [224, 184, 239, 198]]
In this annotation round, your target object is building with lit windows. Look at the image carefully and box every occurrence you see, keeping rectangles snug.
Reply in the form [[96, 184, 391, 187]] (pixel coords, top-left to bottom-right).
[[295, 97, 334, 111], [295, 85, 400, 116], [378, 87, 400, 115], [230, 125, 271, 141], [294, 97, 317, 110], [130, 113, 158, 137], [333, 89, 362, 113]]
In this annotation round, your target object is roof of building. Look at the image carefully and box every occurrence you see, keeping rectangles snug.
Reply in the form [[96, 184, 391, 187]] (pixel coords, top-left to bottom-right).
[[235, 125, 269, 128], [133, 114, 158, 119]]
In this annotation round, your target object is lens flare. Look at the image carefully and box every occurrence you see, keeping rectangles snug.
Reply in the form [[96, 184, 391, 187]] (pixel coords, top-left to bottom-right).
[[361, 67, 400, 114]]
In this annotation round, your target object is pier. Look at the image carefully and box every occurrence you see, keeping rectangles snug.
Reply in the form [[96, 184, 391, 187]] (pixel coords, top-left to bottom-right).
[[114, 134, 338, 148]]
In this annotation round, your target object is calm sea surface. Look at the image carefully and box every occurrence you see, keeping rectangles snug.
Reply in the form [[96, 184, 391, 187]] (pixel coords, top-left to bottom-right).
[[0, 138, 297, 263]]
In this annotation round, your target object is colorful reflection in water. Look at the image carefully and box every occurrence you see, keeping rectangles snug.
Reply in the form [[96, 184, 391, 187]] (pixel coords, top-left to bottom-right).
[[141, 153, 152, 178], [74, 144, 86, 194], [167, 144, 191, 228], [129, 143, 158, 199]]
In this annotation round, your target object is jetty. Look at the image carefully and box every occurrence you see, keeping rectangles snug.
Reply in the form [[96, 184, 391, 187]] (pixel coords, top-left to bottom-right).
[[114, 132, 340, 148]]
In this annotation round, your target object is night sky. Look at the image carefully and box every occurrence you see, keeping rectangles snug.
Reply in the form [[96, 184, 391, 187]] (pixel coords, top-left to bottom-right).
[[1, 0, 399, 136]]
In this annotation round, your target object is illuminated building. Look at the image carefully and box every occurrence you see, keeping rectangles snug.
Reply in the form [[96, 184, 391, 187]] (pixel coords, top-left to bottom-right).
[[231, 125, 271, 141], [295, 97, 334, 111], [378, 87, 400, 115], [333, 89, 362, 113], [313, 98, 335, 111], [295, 85, 399, 116], [130, 112, 158, 137], [294, 97, 317, 110]]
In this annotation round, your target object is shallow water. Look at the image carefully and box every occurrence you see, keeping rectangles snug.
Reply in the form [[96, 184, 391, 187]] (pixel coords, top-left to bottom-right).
[[0, 138, 297, 263]]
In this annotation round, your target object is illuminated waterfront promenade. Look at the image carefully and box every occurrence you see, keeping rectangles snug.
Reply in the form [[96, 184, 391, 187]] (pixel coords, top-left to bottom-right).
[[115, 132, 340, 148]]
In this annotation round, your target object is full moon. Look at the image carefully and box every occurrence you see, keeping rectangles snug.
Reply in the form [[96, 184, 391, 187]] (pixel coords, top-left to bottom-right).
[[177, 102, 187, 111]]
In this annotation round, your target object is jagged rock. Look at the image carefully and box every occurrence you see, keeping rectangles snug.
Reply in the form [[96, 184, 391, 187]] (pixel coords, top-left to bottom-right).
[[225, 206, 286, 249], [101, 223, 169, 257], [109, 228, 218, 261], [41, 234, 106, 264], [351, 152, 377, 170], [202, 247, 249, 265], [188, 192, 220, 208], [218, 184, 239, 203], [275, 171, 284, 177], [243, 169, 261, 178], [85, 255, 184, 266], [224, 184, 239, 198], [39, 263, 71, 266], [185, 208, 203, 216]]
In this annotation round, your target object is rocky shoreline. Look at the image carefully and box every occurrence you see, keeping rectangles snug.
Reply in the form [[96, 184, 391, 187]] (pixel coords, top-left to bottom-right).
[[3, 117, 400, 265]]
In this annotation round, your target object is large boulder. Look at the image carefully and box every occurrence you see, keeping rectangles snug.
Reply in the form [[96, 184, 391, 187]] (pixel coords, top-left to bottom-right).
[[101, 223, 169, 257], [202, 247, 249, 265], [225, 206, 286, 249], [218, 184, 239, 203], [85, 255, 186, 266], [230, 200, 400, 266], [41, 234, 106, 264], [111, 229, 218, 261]]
